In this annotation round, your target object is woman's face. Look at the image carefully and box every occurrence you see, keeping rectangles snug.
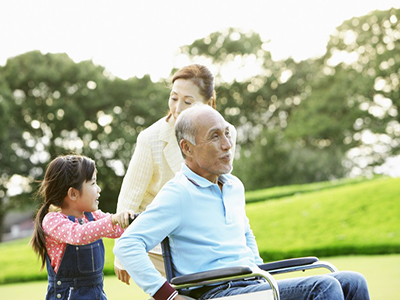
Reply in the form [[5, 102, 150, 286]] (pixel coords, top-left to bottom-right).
[[168, 79, 207, 121]]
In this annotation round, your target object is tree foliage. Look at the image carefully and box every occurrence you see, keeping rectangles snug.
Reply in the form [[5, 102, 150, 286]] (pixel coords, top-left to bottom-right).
[[0, 51, 169, 240], [177, 8, 400, 188], [320, 8, 400, 175], [1, 8, 399, 239]]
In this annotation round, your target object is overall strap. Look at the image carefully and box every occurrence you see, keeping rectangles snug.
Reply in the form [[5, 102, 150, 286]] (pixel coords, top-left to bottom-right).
[[67, 212, 94, 223], [45, 254, 57, 277], [84, 211, 94, 221]]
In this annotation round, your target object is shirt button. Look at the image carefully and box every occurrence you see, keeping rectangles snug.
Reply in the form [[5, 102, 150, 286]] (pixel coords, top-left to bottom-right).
[[76, 246, 79, 250], [56, 294, 62, 298], [57, 281, 62, 286]]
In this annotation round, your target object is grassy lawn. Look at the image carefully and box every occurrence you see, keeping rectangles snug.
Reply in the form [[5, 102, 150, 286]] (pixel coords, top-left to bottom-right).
[[244, 176, 370, 203], [274, 255, 400, 300], [247, 177, 400, 261], [0, 254, 398, 299], [0, 275, 147, 300], [0, 175, 398, 299]]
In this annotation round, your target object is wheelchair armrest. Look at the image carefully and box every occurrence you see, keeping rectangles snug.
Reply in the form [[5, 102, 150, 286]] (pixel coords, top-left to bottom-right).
[[170, 266, 253, 285], [259, 257, 319, 272]]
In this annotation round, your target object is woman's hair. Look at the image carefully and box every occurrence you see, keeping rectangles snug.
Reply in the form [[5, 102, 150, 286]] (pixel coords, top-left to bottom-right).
[[30, 154, 96, 270], [166, 64, 216, 121]]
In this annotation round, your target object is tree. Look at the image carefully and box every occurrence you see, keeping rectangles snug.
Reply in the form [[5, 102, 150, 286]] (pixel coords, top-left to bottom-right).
[[0, 70, 35, 239], [0, 51, 169, 240], [176, 7, 400, 188], [297, 7, 400, 176], [2, 7, 399, 240], [178, 28, 343, 187]]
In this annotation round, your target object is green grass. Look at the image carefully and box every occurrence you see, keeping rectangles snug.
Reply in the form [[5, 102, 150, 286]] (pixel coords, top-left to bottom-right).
[[0, 238, 48, 284], [0, 237, 119, 284], [245, 176, 371, 203], [0, 176, 399, 285], [274, 254, 400, 300], [1, 255, 399, 300], [247, 176, 400, 261], [0, 275, 148, 300]]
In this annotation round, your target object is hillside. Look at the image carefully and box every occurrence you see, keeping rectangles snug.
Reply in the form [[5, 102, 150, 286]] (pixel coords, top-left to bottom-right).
[[0, 176, 399, 284], [247, 177, 400, 261]]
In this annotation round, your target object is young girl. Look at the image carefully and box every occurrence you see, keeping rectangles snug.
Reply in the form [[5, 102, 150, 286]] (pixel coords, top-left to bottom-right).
[[30, 154, 135, 300]]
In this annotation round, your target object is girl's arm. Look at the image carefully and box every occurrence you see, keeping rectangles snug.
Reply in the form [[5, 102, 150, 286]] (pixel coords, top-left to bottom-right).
[[43, 211, 124, 245]]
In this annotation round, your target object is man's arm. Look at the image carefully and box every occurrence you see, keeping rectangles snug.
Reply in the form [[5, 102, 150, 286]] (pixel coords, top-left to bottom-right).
[[113, 183, 182, 299], [244, 215, 264, 264]]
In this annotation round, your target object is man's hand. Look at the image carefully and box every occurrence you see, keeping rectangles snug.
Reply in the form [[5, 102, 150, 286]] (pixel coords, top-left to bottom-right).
[[174, 295, 186, 300], [114, 265, 131, 285]]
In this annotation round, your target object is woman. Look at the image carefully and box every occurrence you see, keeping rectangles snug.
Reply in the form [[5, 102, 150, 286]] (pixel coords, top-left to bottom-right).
[[114, 64, 236, 284]]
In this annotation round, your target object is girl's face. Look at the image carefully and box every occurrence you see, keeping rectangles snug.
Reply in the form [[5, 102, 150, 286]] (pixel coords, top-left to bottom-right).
[[75, 170, 101, 213], [168, 79, 207, 121]]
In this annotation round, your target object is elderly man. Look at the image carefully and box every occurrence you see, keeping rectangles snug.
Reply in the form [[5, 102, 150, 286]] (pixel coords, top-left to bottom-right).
[[114, 105, 370, 300]]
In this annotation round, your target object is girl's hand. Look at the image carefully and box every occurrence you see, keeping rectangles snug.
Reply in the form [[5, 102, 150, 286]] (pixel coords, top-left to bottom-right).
[[111, 210, 136, 228]]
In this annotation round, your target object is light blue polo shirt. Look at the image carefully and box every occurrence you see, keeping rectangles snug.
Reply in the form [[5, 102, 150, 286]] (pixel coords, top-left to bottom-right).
[[114, 164, 263, 296]]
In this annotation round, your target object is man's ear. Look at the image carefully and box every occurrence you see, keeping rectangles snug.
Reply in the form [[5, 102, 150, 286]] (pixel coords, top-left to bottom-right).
[[205, 97, 214, 106], [180, 139, 192, 157], [67, 187, 79, 201]]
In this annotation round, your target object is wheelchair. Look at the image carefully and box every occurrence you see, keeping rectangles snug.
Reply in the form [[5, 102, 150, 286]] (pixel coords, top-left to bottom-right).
[[161, 237, 338, 300]]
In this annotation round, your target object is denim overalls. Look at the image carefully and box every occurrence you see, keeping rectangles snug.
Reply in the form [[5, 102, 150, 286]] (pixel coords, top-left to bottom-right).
[[45, 212, 107, 300]]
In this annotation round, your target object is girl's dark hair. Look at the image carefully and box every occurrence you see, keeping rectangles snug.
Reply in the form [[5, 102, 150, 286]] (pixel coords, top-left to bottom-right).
[[30, 155, 96, 270], [166, 64, 217, 121]]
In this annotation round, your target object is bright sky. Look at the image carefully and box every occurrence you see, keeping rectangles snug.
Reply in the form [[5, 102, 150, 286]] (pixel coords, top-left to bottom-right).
[[1, 0, 399, 81]]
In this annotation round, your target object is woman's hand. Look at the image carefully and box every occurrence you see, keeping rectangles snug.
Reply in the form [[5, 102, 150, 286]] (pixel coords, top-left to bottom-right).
[[111, 210, 136, 228], [114, 265, 131, 285]]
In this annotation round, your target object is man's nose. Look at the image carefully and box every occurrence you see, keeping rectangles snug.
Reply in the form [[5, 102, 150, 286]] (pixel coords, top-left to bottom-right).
[[221, 135, 232, 150]]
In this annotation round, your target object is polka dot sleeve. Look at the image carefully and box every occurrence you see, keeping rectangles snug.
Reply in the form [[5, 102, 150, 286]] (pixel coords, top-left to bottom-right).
[[43, 211, 124, 245]]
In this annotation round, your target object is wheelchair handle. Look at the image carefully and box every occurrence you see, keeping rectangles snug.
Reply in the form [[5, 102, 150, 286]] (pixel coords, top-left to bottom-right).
[[128, 213, 141, 224]]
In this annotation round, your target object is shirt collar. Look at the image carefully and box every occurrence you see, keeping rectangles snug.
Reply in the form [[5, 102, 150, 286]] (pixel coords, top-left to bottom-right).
[[181, 164, 232, 187]]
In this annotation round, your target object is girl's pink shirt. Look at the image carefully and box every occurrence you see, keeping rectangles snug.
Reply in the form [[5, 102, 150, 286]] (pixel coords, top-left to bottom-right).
[[43, 210, 124, 273]]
